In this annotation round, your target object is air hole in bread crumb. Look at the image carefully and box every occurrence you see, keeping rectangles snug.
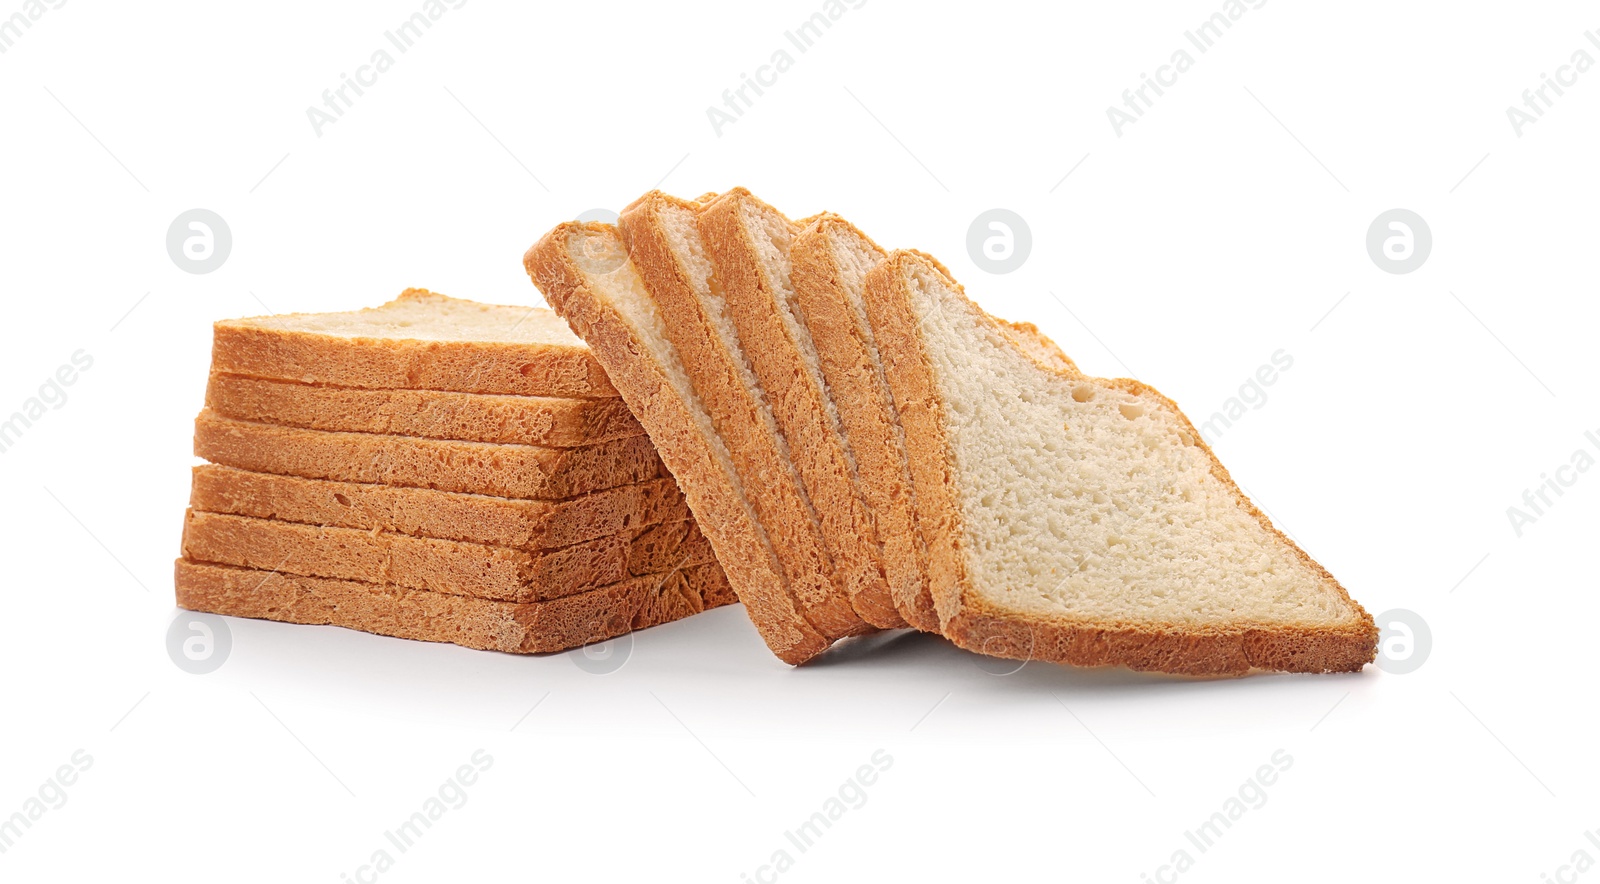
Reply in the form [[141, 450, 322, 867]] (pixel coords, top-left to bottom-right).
[[1119, 403, 1144, 420], [333, 493, 351, 507], [1071, 385, 1095, 403], [519, 364, 536, 376]]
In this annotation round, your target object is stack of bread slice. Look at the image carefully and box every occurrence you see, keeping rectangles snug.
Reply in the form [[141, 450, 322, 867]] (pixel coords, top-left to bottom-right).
[[174, 288, 735, 654], [528, 190, 1379, 674]]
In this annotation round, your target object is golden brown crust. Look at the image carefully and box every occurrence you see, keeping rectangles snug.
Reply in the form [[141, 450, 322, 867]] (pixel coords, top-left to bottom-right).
[[997, 320, 1078, 374], [193, 411, 665, 500], [174, 558, 734, 655], [863, 253, 973, 631], [180, 509, 712, 604], [790, 214, 933, 631], [620, 191, 873, 640], [189, 466, 690, 551], [212, 289, 617, 399], [205, 373, 642, 447], [524, 221, 828, 664], [866, 250, 1378, 675], [212, 288, 611, 398], [697, 189, 902, 629], [937, 612, 1379, 676]]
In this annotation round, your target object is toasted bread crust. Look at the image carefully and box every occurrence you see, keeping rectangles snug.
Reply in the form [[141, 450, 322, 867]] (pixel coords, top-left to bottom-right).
[[212, 288, 617, 399], [194, 411, 664, 500], [525, 222, 829, 664], [698, 190, 902, 629], [205, 373, 642, 447], [189, 466, 690, 551], [863, 254, 974, 633], [866, 250, 1378, 675], [175, 558, 734, 655], [790, 215, 934, 631], [181, 509, 712, 604], [621, 191, 873, 640]]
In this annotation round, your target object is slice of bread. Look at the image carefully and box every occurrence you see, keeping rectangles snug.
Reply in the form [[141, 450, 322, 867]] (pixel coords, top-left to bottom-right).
[[193, 411, 666, 499], [211, 288, 617, 398], [864, 250, 1377, 674], [789, 233, 1081, 630], [205, 373, 642, 447], [174, 559, 735, 654], [190, 466, 689, 551], [789, 215, 932, 630], [525, 221, 832, 664], [697, 190, 902, 628], [181, 509, 710, 603], [616, 191, 871, 639]]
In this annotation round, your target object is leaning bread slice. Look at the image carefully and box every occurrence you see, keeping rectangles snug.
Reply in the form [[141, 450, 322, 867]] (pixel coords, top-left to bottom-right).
[[175, 559, 735, 654], [211, 288, 617, 398], [190, 466, 689, 550], [865, 250, 1377, 675], [788, 214, 930, 629], [525, 221, 832, 664], [791, 231, 1081, 630], [696, 189, 902, 628], [194, 412, 665, 499], [205, 374, 641, 447], [181, 509, 711, 603], [617, 191, 871, 638]]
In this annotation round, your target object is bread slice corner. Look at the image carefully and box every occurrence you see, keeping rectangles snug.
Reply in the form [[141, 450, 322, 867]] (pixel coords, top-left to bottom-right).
[[864, 248, 1378, 675]]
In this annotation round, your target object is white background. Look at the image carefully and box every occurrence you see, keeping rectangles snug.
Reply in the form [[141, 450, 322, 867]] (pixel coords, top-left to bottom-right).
[[2, 1, 1595, 881]]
